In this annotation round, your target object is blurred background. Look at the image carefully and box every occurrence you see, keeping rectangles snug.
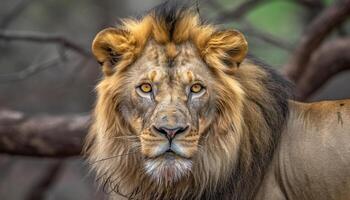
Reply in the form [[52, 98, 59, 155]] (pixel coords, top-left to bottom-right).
[[0, 0, 349, 199]]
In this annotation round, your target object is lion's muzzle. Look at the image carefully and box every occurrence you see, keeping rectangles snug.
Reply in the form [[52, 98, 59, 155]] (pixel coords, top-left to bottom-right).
[[140, 100, 198, 159]]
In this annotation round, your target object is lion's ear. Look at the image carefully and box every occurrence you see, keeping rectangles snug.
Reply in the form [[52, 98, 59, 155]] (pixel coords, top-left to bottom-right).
[[92, 27, 134, 76], [204, 30, 248, 68]]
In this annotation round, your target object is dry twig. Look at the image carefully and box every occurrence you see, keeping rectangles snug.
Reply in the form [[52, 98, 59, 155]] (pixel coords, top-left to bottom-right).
[[0, 30, 91, 57], [0, 0, 35, 29], [0, 30, 91, 82], [0, 56, 62, 82]]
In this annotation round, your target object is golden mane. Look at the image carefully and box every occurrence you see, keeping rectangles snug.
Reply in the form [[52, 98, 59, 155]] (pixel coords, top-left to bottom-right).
[[91, 2, 247, 76], [85, 2, 291, 199]]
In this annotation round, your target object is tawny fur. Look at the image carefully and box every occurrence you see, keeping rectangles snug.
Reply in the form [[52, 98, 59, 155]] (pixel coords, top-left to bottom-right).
[[85, 3, 290, 200]]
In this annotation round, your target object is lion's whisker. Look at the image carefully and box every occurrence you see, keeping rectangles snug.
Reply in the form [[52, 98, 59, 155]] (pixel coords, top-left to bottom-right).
[[112, 135, 138, 139], [88, 149, 139, 165]]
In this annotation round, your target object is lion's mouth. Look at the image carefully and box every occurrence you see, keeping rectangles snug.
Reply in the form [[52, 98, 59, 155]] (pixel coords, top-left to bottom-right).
[[165, 149, 175, 153], [147, 148, 186, 160], [163, 150, 185, 160]]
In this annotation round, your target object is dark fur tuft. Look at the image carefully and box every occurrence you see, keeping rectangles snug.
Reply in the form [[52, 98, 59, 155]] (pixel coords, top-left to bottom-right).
[[152, 0, 197, 40]]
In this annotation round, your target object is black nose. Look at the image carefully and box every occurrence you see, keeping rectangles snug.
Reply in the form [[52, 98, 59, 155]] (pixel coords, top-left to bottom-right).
[[154, 126, 188, 139]]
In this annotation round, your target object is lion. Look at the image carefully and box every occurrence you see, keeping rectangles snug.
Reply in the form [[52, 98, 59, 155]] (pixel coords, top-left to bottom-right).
[[84, 2, 350, 200]]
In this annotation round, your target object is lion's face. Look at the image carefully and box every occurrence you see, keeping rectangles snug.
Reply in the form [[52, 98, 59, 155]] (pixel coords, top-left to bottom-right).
[[86, 7, 266, 198], [118, 41, 216, 182]]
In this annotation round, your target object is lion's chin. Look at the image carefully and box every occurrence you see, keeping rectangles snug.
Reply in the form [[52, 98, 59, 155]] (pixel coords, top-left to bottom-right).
[[144, 153, 192, 184]]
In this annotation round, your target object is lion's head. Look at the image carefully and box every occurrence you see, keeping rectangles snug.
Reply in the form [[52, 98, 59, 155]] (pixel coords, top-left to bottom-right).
[[85, 2, 291, 199]]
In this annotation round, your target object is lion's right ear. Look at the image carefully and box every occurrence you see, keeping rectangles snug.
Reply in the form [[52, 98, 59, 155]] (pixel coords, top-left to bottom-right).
[[92, 27, 134, 76], [201, 29, 248, 70]]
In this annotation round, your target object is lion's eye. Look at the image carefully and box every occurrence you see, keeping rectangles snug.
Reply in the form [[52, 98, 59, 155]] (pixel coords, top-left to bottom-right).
[[190, 83, 203, 93], [139, 83, 152, 93]]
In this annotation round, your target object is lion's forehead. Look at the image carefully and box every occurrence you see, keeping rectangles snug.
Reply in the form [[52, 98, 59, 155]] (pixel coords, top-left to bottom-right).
[[143, 40, 199, 64], [130, 41, 210, 85]]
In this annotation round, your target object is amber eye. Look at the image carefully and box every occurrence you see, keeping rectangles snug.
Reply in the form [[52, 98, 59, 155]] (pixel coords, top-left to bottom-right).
[[140, 83, 152, 93], [190, 83, 203, 93]]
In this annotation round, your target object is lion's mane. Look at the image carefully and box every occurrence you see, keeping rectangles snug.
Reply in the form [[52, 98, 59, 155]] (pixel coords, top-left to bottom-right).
[[84, 2, 291, 200]]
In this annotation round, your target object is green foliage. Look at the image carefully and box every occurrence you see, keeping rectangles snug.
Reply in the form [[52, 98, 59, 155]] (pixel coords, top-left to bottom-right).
[[246, 1, 302, 41], [203, 0, 337, 67]]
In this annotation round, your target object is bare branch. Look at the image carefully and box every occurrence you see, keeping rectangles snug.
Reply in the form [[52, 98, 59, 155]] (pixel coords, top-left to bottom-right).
[[0, 56, 62, 82], [216, 0, 265, 22], [25, 160, 63, 200], [239, 22, 294, 51], [0, 30, 91, 57], [0, 30, 92, 82], [283, 0, 350, 82], [293, 0, 324, 10], [210, 0, 293, 51], [0, 0, 35, 29], [0, 110, 89, 157], [295, 38, 350, 100]]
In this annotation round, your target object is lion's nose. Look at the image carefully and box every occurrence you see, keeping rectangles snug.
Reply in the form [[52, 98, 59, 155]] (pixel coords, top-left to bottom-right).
[[153, 126, 188, 140]]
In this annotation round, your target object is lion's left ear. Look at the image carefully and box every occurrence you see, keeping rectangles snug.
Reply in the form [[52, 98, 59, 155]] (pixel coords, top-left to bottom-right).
[[203, 30, 248, 68]]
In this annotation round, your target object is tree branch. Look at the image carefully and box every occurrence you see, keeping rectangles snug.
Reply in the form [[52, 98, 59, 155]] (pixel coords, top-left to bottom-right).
[[239, 22, 294, 51], [25, 160, 63, 200], [0, 56, 62, 82], [0, 110, 89, 157], [0, 30, 92, 82], [216, 0, 265, 22], [293, 0, 324, 10], [0, 0, 35, 29], [0, 30, 91, 57], [283, 0, 350, 82], [211, 0, 293, 51], [295, 38, 350, 100]]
